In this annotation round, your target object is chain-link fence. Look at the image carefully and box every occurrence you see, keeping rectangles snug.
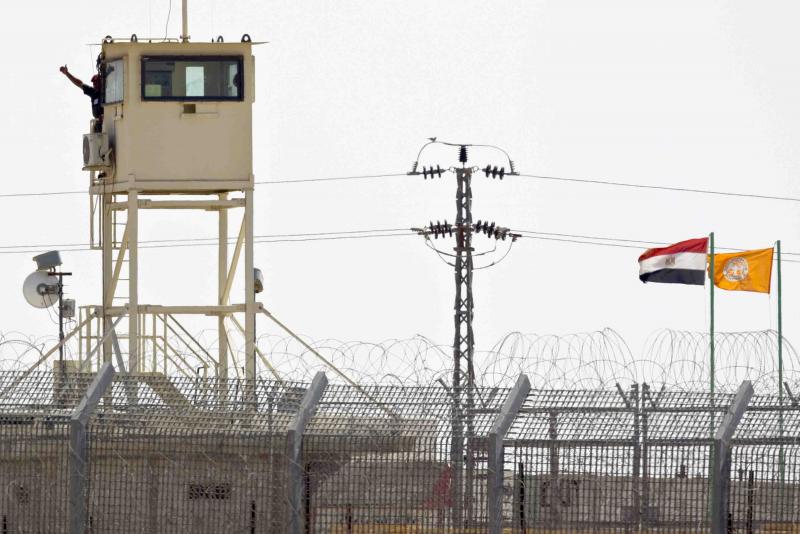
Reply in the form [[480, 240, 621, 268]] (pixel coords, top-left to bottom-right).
[[728, 396, 800, 530], [84, 373, 309, 533], [0, 369, 797, 533], [302, 383, 511, 533], [0, 371, 93, 533]]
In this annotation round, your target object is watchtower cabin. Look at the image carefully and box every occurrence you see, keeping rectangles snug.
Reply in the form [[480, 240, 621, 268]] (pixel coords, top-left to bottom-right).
[[85, 38, 255, 192], [81, 35, 260, 386]]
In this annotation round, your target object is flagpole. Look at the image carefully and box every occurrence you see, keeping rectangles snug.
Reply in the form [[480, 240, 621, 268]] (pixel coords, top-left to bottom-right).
[[708, 232, 716, 522], [777, 240, 786, 502], [709, 232, 715, 399], [778, 239, 783, 403]]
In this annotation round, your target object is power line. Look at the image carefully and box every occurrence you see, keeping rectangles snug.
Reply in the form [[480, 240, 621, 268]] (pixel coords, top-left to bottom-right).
[[254, 173, 407, 185], [517, 173, 800, 204], [1, 224, 797, 264], [517, 234, 645, 250], [0, 230, 416, 255], [2, 170, 797, 203], [0, 190, 84, 199], [515, 229, 663, 247], [185, 232, 413, 247], [514, 229, 800, 255], [513, 230, 800, 264], [258, 169, 800, 203], [0, 228, 410, 250], [0, 173, 408, 199], [1, 226, 797, 262]]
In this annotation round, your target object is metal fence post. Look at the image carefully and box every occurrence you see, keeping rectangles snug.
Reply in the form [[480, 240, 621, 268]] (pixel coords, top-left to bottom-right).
[[630, 383, 641, 528], [547, 410, 560, 525], [286, 372, 328, 534], [710, 380, 754, 534], [68, 362, 116, 534], [641, 384, 651, 524], [488, 374, 531, 534]]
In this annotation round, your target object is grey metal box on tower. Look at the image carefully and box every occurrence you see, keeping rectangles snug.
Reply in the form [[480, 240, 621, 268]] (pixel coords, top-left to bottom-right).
[[61, 299, 76, 319]]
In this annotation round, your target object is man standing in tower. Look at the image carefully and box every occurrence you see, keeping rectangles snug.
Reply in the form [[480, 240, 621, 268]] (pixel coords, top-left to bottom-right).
[[59, 65, 103, 131]]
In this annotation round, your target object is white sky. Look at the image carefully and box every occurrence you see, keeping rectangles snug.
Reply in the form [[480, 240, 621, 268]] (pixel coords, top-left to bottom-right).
[[0, 1, 798, 376]]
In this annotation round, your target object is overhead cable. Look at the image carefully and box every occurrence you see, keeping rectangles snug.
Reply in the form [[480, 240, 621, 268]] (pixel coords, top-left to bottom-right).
[[0, 230, 416, 255], [0, 173, 407, 199], [0, 228, 410, 250], [0, 226, 797, 263], [254, 173, 407, 185], [0, 190, 85, 199], [517, 173, 800, 204], [2, 170, 797, 203], [513, 229, 800, 255], [513, 230, 800, 264]]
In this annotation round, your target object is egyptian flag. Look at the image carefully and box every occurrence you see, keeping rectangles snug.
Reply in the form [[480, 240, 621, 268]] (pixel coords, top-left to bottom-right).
[[638, 237, 709, 285]]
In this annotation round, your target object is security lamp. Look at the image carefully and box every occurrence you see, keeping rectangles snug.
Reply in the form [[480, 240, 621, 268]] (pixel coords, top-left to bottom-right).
[[32, 251, 62, 271], [254, 268, 264, 294]]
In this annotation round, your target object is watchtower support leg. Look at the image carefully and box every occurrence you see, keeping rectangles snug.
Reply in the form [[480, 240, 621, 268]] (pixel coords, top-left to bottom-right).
[[218, 192, 229, 401], [244, 188, 255, 383], [128, 191, 139, 372], [102, 193, 113, 364]]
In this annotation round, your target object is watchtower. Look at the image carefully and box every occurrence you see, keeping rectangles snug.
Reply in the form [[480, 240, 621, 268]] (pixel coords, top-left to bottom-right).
[[82, 29, 260, 383]]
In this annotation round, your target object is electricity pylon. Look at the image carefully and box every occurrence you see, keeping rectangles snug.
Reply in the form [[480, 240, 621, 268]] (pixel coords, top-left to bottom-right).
[[409, 140, 519, 529]]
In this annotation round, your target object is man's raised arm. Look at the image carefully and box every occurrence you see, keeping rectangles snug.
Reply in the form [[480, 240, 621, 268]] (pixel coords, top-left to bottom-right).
[[59, 65, 84, 89]]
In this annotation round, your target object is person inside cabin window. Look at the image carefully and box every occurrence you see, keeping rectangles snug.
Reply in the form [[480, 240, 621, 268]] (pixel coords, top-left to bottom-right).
[[59, 65, 104, 131]]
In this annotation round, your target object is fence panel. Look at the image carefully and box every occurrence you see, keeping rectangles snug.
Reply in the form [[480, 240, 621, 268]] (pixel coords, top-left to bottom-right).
[[0, 370, 95, 533], [303, 383, 509, 533], [729, 399, 800, 531], [84, 375, 308, 533], [2, 369, 800, 532], [644, 442, 713, 531], [642, 389, 741, 534], [506, 389, 638, 534], [729, 445, 800, 529]]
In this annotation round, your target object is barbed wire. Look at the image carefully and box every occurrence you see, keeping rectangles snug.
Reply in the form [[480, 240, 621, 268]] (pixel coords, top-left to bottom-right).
[[480, 329, 637, 389], [1, 328, 795, 394], [0, 332, 46, 373], [640, 329, 798, 395]]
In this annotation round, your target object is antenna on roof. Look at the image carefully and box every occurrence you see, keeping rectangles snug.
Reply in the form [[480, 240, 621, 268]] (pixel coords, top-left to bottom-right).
[[181, 0, 190, 42], [23, 251, 74, 363]]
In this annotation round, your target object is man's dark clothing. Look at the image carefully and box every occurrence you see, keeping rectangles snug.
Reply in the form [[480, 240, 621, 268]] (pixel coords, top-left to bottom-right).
[[82, 84, 103, 119]]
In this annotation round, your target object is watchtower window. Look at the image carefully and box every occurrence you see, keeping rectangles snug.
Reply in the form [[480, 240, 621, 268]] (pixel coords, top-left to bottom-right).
[[105, 59, 124, 104], [141, 56, 243, 101]]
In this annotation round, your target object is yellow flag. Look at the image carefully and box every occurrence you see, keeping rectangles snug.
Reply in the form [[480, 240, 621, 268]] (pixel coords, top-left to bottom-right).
[[710, 248, 774, 293]]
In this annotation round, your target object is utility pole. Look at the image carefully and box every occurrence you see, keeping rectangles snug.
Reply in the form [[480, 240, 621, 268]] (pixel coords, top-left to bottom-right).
[[54, 271, 73, 363], [410, 140, 519, 529], [454, 161, 475, 402]]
